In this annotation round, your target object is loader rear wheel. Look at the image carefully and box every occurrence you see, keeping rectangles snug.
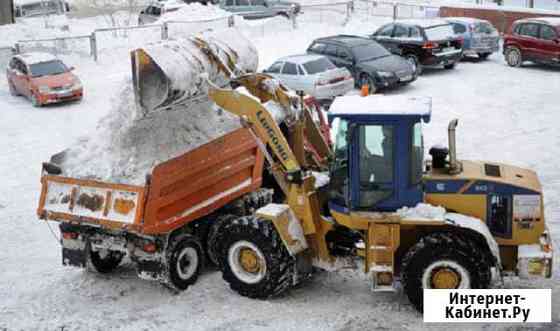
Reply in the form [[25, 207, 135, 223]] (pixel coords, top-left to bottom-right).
[[217, 216, 295, 299], [89, 250, 124, 273], [167, 234, 203, 291], [401, 232, 491, 312]]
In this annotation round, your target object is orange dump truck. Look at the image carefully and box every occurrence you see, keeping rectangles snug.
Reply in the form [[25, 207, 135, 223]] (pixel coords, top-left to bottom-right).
[[37, 128, 272, 290]]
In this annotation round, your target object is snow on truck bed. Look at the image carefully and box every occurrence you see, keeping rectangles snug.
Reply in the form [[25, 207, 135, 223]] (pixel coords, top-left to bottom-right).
[[55, 82, 241, 185]]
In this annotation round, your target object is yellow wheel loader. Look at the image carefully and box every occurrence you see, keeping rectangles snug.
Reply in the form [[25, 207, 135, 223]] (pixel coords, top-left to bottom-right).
[[132, 34, 553, 311]]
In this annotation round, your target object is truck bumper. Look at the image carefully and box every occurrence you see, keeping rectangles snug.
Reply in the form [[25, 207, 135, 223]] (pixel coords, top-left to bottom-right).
[[517, 234, 553, 279]]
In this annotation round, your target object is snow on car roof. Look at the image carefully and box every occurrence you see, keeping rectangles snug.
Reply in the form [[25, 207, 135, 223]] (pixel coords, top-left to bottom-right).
[[396, 18, 450, 28], [15, 52, 58, 65], [520, 17, 560, 26], [444, 17, 490, 24], [329, 95, 432, 120], [277, 54, 325, 64]]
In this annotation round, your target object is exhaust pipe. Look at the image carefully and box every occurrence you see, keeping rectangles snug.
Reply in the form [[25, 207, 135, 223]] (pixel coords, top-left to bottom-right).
[[448, 119, 462, 174]]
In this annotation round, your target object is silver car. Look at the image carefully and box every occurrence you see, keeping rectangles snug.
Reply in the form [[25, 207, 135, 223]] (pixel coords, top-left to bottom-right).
[[263, 54, 354, 100], [138, 1, 187, 25]]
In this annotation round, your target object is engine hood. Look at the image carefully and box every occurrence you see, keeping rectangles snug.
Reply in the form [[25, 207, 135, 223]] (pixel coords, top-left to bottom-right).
[[358, 55, 413, 74], [31, 72, 77, 89], [425, 160, 542, 195]]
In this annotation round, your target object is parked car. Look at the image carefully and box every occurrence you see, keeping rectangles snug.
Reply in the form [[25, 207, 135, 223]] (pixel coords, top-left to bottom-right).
[[306, 35, 416, 94], [445, 17, 500, 60], [138, 0, 188, 25], [371, 19, 463, 75], [6, 52, 83, 107], [263, 55, 354, 101], [219, 0, 300, 19], [503, 17, 560, 67]]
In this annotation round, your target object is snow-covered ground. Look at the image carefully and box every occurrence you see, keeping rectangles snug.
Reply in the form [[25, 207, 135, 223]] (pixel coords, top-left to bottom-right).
[[1, 5, 560, 331]]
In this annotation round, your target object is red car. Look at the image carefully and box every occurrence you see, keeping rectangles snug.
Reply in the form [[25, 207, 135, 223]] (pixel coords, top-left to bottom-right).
[[503, 17, 560, 67], [6, 52, 83, 107]]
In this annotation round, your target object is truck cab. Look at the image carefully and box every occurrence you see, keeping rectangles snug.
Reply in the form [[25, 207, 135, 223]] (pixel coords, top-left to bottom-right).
[[327, 95, 430, 213]]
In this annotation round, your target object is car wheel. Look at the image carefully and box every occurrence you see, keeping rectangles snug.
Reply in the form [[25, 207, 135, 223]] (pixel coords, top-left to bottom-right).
[[359, 74, 377, 95], [8, 81, 19, 96], [505, 47, 522, 67], [443, 63, 456, 70], [31, 94, 42, 108], [478, 52, 491, 60], [405, 54, 422, 76]]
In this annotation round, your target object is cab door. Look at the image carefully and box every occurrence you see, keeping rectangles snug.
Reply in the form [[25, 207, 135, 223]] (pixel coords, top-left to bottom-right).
[[351, 123, 398, 211]]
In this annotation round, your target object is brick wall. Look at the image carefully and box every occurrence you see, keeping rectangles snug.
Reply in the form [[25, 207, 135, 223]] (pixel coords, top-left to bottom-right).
[[0, 0, 15, 26], [440, 6, 560, 33]]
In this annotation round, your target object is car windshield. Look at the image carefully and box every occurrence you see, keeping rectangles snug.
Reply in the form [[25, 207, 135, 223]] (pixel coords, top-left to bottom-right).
[[302, 57, 336, 74], [474, 22, 496, 34], [424, 24, 455, 40], [352, 43, 391, 62], [29, 60, 68, 77]]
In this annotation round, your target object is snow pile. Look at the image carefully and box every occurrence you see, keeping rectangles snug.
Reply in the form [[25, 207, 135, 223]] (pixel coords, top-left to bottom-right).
[[56, 80, 241, 185], [156, 3, 232, 23], [396, 203, 446, 221]]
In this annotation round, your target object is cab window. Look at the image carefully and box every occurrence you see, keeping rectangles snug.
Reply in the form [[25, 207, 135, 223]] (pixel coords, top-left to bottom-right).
[[393, 25, 408, 38], [410, 123, 423, 185], [518, 23, 539, 38], [540, 25, 557, 40], [452, 23, 466, 34], [357, 125, 394, 208], [329, 118, 349, 207], [266, 61, 283, 73], [281, 62, 297, 75], [377, 24, 394, 37]]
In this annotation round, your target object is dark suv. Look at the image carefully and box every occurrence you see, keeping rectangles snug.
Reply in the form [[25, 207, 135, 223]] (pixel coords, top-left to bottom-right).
[[503, 17, 560, 67], [306, 35, 416, 93], [371, 19, 463, 75]]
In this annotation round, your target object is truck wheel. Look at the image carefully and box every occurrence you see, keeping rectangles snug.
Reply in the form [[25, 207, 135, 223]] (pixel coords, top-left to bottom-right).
[[167, 234, 203, 291], [218, 216, 295, 299], [505, 47, 522, 67], [207, 214, 237, 267], [90, 250, 124, 273], [401, 232, 491, 312]]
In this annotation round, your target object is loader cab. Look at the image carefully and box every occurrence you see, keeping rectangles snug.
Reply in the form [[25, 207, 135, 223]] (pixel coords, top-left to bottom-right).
[[327, 95, 431, 213]]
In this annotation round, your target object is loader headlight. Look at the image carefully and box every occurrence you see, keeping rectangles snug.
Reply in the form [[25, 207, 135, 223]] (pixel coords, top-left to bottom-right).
[[38, 85, 52, 93]]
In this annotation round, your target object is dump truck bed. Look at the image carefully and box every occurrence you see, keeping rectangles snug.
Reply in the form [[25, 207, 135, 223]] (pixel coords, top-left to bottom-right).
[[38, 128, 264, 235]]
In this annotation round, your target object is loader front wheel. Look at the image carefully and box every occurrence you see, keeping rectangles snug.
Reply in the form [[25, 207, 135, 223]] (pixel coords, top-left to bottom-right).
[[218, 216, 295, 299], [401, 232, 490, 312], [167, 234, 203, 291], [89, 250, 124, 273]]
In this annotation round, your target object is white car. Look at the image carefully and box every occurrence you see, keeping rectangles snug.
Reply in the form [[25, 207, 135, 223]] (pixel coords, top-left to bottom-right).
[[263, 54, 354, 101], [138, 0, 188, 25]]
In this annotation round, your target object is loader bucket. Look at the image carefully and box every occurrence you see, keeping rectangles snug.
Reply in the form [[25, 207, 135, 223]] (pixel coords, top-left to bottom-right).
[[130, 30, 259, 117]]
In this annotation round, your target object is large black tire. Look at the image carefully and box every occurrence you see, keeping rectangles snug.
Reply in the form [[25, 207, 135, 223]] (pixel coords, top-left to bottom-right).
[[505, 46, 523, 67], [166, 234, 204, 291], [401, 231, 492, 312], [90, 250, 124, 273], [217, 216, 295, 299], [207, 214, 237, 267]]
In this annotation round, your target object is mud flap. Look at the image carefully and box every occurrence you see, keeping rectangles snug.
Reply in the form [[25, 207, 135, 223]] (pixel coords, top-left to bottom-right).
[[62, 245, 87, 268]]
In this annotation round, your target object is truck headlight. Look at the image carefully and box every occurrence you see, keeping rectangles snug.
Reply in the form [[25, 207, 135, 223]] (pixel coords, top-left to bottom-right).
[[38, 85, 51, 93]]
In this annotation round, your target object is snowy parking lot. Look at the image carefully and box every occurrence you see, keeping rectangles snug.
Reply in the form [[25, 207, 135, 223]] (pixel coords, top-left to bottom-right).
[[1, 7, 560, 331]]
